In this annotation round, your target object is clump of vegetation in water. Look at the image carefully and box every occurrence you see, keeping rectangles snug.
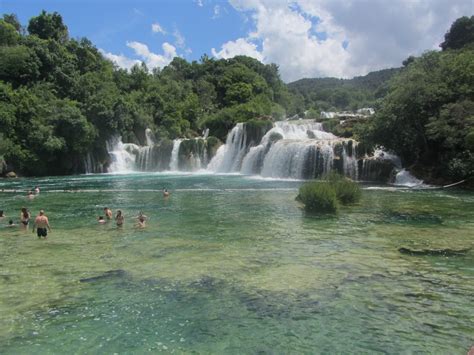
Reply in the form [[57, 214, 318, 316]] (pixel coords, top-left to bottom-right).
[[297, 173, 361, 213]]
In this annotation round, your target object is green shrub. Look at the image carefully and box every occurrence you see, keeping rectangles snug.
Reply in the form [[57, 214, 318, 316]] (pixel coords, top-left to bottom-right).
[[297, 181, 338, 213], [297, 173, 361, 213], [334, 178, 361, 204]]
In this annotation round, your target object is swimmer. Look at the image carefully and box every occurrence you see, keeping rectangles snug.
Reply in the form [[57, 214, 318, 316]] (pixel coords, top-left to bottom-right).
[[20, 207, 30, 230], [27, 191, 35, 200], [32, 210, 51, 239], [98, 216, 106, 224], [0, 210, 5, 221], [34, 186, 40, 194], [163, 188, 170, 197], [135, 216, 146, 228], [104, 207, 113, 220], [115, 210, 124, 227], [134, 211, 148, 220], [6, 219, 16, 228]]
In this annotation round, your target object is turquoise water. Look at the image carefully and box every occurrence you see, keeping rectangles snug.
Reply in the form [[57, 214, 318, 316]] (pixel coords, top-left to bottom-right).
[[0, 173, 473, 353]]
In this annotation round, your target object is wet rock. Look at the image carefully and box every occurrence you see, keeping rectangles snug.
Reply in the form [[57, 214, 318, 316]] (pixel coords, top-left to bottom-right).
[[5, 171, 17, 178], [398, 247, 471, 257]]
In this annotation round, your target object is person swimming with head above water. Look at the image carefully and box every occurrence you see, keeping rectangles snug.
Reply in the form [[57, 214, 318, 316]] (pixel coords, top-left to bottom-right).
[[98, 216, 106, 224], [163, 188, 170, 197], [6, 219, 16, 228]]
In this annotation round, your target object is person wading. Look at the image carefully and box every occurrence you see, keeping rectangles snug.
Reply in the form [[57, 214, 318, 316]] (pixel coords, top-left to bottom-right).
[[32, 210, 52, 239]]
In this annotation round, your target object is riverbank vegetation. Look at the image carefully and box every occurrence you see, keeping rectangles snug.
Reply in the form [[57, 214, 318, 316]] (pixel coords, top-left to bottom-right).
[[0, 11, 472, 182], [296, 174, 361, 213]]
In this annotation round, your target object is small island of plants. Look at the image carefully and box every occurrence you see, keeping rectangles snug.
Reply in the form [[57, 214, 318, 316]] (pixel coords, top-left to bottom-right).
[[296, 173, 362, 213]]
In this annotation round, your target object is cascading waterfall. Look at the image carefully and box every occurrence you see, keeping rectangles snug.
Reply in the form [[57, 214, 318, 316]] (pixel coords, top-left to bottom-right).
[[106, 137, 139, 173], [99, 121, 404, 182], [169, 139, 182, 171], [209, 123, 248, 173], [208, 120, 360, 179]]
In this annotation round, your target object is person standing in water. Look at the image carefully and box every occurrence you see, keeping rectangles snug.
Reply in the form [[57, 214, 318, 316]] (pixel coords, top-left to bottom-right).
[[115, 210, 124, 227], [104, 207, 113, 220], [135, 216, 146, 228], [34, 186, 40, 194], [0, 210, 5, 221], [20, 208, 30, 230], [32, 210, 51, 239]]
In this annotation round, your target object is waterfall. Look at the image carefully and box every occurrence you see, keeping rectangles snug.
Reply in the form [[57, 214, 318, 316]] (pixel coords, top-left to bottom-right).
[[84, 153, 104, 174], [394, 169, 424, 187], [207, 123, 248, 173], [100, 122, 401, 181], [169, 139, 182, 171], [106, 136, 139, 173]]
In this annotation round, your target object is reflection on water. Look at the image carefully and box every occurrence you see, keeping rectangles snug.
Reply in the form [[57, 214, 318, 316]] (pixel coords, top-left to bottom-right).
[[0, 173, 473, 353]]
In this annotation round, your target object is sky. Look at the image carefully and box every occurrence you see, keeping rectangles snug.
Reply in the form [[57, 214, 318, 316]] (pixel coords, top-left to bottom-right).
[[1, 0, 473, 82]]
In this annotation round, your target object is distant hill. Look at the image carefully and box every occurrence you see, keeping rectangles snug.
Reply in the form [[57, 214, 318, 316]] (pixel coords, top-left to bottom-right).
[[287, 68, 402, 112]]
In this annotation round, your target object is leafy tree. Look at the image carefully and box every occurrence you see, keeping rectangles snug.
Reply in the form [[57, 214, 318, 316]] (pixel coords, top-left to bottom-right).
[[27, 10, 68, 42], [0, 19, 20, 45], [440, 16, 474, 51]]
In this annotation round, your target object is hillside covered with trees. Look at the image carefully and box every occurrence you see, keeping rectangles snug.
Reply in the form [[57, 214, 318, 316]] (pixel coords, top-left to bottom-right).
[[361, 16, 474, 183], [288, 67, 401, 115], [0, 11, 299, 176]]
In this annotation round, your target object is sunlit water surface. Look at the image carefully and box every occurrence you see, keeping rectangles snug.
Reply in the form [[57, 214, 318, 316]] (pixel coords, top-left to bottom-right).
[[0, 173, 473, 353]]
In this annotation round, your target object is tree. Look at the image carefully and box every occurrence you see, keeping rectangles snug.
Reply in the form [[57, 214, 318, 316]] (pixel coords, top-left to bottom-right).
[[0, 20, 20, 46], [440, 16, 474, 51], [27, 10, 68, 42], [3, 14, 21, 32]]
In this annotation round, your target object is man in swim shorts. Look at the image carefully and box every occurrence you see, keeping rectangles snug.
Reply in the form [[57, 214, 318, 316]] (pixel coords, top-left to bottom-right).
[[32, 210, 51, 239]]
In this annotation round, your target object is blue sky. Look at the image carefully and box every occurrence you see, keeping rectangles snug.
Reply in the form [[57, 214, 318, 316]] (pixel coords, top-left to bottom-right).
[[1, 0, 472, 82]]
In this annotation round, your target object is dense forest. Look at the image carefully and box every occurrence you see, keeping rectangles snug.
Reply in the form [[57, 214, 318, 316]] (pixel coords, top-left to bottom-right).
[[0, 11, 473, 184], [0, 11, 300, 176], [288, 67, 401, 115]]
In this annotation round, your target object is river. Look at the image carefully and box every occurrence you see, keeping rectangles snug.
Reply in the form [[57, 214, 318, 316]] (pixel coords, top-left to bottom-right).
[[0, 173, 473, 353]]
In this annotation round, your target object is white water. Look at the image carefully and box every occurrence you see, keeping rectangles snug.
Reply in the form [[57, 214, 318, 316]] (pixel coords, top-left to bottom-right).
[[207, 123, 248, 173], [169, 139, 182, 171], [207, 120, 356, 179], [102, 121, 400, 181], [394, 169, 424, 187], [106, 137, 138, 173]]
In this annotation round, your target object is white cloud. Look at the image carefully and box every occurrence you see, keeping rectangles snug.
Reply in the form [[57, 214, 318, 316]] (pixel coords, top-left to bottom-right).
[[173, 29, 186, 49], [127, 41, 177, 69], [101, 42, 177, 70], [195, 0, 204, 7], [100, 49, 141, 70], [219, 0, 473, 81], [212, 5, 221, 19], [212, 38, 264, 61], [151, 22, 166, 34]]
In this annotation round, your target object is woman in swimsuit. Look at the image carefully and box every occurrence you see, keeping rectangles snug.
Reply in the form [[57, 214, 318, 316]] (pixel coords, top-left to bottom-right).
[[20, 207, 30, 229]]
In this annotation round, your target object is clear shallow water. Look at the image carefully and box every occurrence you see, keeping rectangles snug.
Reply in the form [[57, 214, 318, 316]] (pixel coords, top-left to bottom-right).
[[0, 173, 473, 353]]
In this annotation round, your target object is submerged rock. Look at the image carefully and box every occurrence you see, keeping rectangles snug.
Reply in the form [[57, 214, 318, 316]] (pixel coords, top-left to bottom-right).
[[79, 269, 126, 283], [398, 247, 471, 257]]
